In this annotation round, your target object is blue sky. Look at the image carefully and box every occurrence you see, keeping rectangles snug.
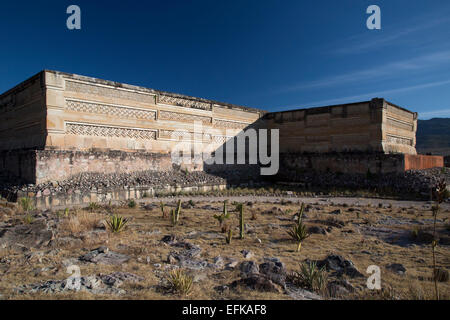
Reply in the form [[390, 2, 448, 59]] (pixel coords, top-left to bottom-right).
[[1, 0, 449, 119]]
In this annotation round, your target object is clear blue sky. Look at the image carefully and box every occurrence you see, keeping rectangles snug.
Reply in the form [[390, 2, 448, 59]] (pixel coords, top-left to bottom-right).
[[1, 0, 449, 119]]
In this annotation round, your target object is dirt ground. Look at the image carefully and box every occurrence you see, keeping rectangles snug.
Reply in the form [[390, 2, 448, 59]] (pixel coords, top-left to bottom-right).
[[0, 195, 449, 300]]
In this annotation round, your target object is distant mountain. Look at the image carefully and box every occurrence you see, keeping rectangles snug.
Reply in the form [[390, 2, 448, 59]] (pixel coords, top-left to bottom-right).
[[416, 118, 450, 156]]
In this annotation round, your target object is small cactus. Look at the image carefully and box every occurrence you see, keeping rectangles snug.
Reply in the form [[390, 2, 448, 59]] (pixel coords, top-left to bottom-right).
[[171, 208, 177, 226], [170, 201, 182, 226], [238, 203, 245, 239], [176, 199, 182, 222], [160, 202, 166, 218], [226, 228, 233, 244], [213, 200, 230, 231]]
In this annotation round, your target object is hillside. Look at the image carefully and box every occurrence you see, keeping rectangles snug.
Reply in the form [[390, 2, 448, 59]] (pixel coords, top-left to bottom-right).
[[416, 118, 450, 156]]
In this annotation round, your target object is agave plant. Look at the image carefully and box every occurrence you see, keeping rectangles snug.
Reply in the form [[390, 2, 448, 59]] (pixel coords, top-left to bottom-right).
[[128, 199, 137, 208], [287, 203, 309, 252], [291, 261, 327, 292], [23, 214, 34, 225], [167, 269, 193, 296], [88, 202, 100, 212], [19, 197, 33, 212], [106, 214, 129, 233]]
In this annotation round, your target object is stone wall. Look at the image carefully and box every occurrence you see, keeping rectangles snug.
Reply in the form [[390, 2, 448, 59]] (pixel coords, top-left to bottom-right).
[[404, 154, 444, 171], [264, 98, 417, 155], [382, 102, 417, 155], [35, 150, 175, 184], [0, 70, 442, 186], [0, 72, 47, 150], [0, 150, 37, 184], [44, 70, 263, 154], [274, 152, 405, 176]]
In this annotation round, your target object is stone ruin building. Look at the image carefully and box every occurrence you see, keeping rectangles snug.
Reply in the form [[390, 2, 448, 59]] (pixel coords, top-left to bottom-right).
[[0, 70, 444, 206]]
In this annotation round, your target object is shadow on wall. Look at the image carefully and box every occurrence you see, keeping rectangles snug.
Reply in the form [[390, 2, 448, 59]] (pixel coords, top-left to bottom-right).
[[203, 117, 275, 184], [202, 116, 408, 184]]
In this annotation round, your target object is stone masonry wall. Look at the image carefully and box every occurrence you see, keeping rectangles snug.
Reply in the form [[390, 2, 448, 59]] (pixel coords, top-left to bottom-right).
[[44, 70, 263, 154], [264, 99, 418, 155], [0, 150, 37, 184], [35, 150, 174, 184], [0, 72, 47, 150], [0, 70, 441, 186], [275, 152, 405, 176]]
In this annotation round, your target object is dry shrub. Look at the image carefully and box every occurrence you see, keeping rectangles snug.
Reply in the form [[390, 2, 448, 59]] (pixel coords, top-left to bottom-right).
[[60, 210, 103, 235]]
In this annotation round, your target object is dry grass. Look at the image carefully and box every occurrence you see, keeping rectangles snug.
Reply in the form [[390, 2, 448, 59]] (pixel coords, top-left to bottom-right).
[[59, 209, 104, 235], [0, 198, 448, 300]]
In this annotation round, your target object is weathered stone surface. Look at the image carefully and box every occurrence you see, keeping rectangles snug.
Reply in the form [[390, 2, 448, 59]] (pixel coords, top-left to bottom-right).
[[241, 250, 254, 259], [53, 237, 83, 248], [165, 240, 211, 271], [213, 256, 224, 269], [259, 257, 287, 287], [224, 259, 239, 270], [386, 263, 406, 275], [231, 274, 282, 293], [0, 219, 54, 250], [1, 70, 445, 207], [239, 261, 260, 277], [308, 226, 328, 235], [316, 254, 363, 278], [99, 272, 144, 287], [17, 271, 143, 295], [79, 247, 130, 265], [327, 279, 355, 297], [285, 283, 322, 300]]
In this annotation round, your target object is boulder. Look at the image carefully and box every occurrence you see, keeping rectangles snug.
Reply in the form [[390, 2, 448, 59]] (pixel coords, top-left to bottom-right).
[[53, 237, 83, 248], [327, 279, 355, 297], [239, 261, 260, 277], [241, 250, 254, 259], [308, 226, 328, 235], [386, 263, 406, 275], [259, 257, 286, 287], [231, 274, 282, 293], [0, 218, 54, 250], [16, 271, 143, 295], [79, 247, 130, 265], [316, 254, 363, 278]]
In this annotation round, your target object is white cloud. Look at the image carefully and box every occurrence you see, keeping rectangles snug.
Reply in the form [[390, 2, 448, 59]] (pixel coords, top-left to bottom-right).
[[277, 50, 450, 93], [335, 16, 450, 54]]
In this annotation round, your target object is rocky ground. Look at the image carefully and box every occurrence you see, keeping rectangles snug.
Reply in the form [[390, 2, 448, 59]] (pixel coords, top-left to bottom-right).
[[1, 167, 449, 202], [272, 167, 450, 199], [0, 195, 449, 300]]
